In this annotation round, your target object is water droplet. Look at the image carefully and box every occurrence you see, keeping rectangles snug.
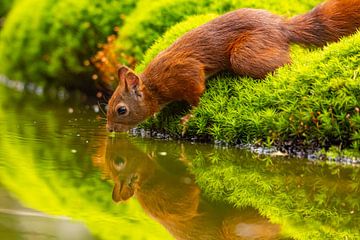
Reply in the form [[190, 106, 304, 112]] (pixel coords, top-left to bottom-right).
[[93, 105, 99, 113]]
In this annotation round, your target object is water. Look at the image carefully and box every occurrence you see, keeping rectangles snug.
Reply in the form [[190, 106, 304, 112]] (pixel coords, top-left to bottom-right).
[[0, 85, 359, 240]]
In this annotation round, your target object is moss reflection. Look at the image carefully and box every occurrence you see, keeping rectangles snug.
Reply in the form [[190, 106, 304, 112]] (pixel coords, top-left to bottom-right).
[[191, 149, 360, 239]]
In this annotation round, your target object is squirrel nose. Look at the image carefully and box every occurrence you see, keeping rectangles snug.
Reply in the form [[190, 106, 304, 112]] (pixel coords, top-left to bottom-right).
[[106, 123, 114, 132]]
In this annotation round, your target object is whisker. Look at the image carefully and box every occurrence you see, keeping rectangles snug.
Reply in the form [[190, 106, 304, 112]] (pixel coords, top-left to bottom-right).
[[102, 94, 109, 102], [98, 100, 107, 117]]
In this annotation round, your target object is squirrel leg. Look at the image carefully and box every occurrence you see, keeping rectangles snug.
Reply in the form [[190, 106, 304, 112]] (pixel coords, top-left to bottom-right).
[[180, 112, 194, 136], [229, 33, 291, 79], [184, 73, 206, 107], [178, 70, 205, 136]]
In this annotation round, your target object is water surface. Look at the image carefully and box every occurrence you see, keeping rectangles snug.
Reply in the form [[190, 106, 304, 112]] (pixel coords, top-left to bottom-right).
[[0, 85, 359, 239]]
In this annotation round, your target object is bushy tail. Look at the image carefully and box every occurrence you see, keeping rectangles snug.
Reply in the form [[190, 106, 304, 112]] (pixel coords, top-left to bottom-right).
[[286, 0, 360, 47]]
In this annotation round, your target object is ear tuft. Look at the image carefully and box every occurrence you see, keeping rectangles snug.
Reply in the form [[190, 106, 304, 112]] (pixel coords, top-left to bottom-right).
[[126, 72, 140, 89], [118, 66, 130, 82]]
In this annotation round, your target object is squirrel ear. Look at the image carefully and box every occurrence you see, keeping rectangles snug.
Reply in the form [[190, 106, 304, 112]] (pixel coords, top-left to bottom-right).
[[126, 72, 144, 99], [125, 72, 139, 88], [117, 65, 130, 82]]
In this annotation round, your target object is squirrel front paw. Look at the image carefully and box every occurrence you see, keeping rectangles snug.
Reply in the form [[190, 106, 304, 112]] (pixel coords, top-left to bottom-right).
[[180, 113, 194, 136]]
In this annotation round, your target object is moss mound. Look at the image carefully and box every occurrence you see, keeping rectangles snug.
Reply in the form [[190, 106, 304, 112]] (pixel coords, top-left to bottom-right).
[[136, 13, 360, 150], [0, 0, 136, 92]]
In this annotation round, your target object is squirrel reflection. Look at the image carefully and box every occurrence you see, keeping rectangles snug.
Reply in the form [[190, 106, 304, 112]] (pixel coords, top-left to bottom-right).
[[102, 137, 281, 240]]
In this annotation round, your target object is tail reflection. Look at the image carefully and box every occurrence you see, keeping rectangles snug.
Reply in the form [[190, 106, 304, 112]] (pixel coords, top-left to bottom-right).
[[101, 136, 282, 240]]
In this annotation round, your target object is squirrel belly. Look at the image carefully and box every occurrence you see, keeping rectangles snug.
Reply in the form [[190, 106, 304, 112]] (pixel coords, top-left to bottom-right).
[[106, 0, 360, 132]]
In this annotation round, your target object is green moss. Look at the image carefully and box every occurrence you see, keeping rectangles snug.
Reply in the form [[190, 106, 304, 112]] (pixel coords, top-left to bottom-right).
[[320, 146, 360, 161], [0, 0, 14, 17], [0, 0, 136, 92], [137, 12, 360, 149], [117, 0, 321, 62], [207, 0, 321, 14]]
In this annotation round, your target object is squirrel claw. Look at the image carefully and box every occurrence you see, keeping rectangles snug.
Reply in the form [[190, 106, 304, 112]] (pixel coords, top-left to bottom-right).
[[180, 113, 193, 136], [180, 113, 193, 125]]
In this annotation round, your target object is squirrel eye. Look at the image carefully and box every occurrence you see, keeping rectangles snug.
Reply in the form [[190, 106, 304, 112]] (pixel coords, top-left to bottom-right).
[[117, 106, 127, 115]]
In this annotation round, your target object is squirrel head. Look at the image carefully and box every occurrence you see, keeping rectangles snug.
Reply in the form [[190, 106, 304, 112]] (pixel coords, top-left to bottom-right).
[[105, 137, 156, 202], [106, 66, 158, 132]]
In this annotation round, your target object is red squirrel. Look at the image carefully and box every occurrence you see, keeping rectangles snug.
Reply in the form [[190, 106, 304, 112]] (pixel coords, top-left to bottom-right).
[[107, 0, 360, 132]]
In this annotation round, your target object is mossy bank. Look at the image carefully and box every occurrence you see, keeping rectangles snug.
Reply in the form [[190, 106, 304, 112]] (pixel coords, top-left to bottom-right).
[[135, 14, 360, 157]]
